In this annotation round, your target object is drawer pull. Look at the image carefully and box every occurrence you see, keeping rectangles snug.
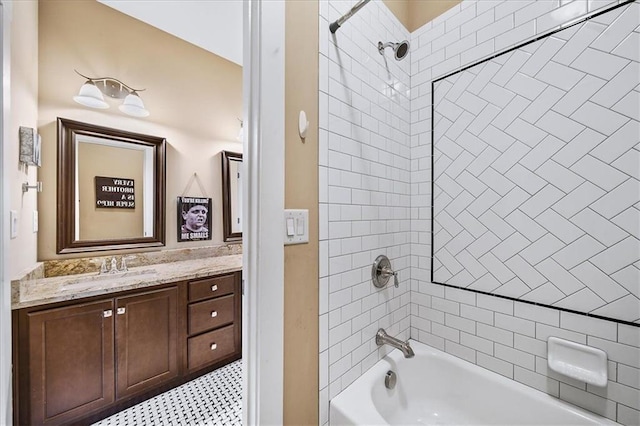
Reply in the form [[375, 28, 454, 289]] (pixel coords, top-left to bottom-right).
[[210, 343, 218, 351], [211, 311, 218, 318], [117, 307, 126, 315], [211, 284, 218, 292], [103, 310, 113, 318]]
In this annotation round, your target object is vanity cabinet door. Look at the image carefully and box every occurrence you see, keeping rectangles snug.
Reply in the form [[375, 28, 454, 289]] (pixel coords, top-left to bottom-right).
[[26, 299, 115, 425], [115, 286, 179, 399]]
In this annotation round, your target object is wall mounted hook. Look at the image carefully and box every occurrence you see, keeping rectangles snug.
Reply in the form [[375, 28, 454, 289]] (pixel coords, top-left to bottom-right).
[[22, 181, 42, 193]]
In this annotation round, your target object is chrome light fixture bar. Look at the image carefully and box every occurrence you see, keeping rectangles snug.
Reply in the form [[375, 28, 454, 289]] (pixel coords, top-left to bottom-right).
[[73, 70, 150, 117]]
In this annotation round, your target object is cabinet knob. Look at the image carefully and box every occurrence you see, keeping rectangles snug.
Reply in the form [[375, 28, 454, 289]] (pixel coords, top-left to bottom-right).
[[103, 310, 113, 318], [211, 311, 218, 318], [117, 307, 126, 315], [211, 284, 218, 292], [210, 343, 217, 351]]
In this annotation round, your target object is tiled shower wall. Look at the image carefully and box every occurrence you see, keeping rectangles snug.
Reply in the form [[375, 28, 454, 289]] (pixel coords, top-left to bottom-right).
[[431, 2, 639, 324], [318, 1, 412, 424], [410, 1, 639, 425]]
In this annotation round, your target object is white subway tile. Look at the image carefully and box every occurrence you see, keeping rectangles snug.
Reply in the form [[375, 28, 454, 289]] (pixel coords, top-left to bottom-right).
[[477, 293, 514, 315], [477, 352, 514, 379], [445, 312, 476, 334], [619, 324, 640, 347], [460, 304, 495, 325], [461, 331, 494, 355], [617, 364, 640, 393], [537, 1, 588, 33], [617, 404, 640, 426], [446, 340, 477, 363], [432, 296, 461, 315], [514, 365, 560, 397], [559, 383, 617, 421], [515, 1, 560, 27], [536, 323, 587, 344], [432, 322, 461, 343], [495, 343, 536, 370], [559, 311, 617, 341], [477, 323, 515, 347], [495, 21, 536, 51], [514, 334, 547, 358], [495, 313, 536, 337], [588, 336, 640, 369], [478, 14, 514, 44]]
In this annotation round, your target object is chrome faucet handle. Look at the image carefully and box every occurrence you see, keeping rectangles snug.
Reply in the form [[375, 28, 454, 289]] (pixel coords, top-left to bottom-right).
[[381, 267, 399, 288], [100, 259, 108, 274], [372, 255, 399, 288], [109, 257, 118, 274], [120, 255, 136, 272]]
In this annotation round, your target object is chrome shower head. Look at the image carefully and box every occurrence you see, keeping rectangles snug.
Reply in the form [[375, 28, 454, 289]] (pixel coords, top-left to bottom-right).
[[378, 40, 410, 61]]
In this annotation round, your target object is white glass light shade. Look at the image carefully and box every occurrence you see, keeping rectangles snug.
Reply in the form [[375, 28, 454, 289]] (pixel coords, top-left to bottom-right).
[[119, 92, 150, 117], [73, 81, 109, 109]]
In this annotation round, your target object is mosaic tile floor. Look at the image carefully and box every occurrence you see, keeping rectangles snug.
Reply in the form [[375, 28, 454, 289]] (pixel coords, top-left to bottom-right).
[[93, 360, 242, 426]]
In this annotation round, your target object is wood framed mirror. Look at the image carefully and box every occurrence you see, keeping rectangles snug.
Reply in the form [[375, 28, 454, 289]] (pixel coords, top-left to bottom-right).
[[221, 151, 242, 242], [57, 118, 166, 253]]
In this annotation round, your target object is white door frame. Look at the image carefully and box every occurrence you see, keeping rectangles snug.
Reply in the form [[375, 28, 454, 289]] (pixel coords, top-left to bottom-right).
[[0, 1, 11, 424], [242, 0, 285, 424]]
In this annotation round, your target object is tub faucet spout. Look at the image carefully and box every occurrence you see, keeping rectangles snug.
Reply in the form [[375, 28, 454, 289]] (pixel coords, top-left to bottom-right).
[[376, 328, 414, 358]]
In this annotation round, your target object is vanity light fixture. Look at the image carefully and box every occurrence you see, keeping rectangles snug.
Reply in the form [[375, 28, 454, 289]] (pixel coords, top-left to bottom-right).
[[73, 70, 150, 117]]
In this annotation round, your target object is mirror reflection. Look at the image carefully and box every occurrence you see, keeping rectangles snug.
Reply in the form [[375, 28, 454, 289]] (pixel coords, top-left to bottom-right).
[[76, 136, 155, 240], [221, 151, 242, 242], [57, 118, 166, 253]]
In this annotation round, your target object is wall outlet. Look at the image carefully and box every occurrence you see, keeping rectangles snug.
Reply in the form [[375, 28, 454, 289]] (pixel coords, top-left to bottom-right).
[[33, 210, 38, 233], [10, 210, 18, 239]]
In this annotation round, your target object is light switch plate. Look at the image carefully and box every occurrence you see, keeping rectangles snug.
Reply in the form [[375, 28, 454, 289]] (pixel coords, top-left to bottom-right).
[[33, 210, 38, 233], [284, 209, 309, 245], [10, 210, 18, 239]]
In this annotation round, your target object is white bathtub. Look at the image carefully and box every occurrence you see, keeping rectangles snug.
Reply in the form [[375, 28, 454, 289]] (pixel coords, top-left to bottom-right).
[[330, 340, 617, 425]]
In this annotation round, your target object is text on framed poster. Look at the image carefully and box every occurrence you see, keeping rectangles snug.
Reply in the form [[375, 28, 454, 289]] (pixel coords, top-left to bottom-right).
[[95, 176, 135, 209]]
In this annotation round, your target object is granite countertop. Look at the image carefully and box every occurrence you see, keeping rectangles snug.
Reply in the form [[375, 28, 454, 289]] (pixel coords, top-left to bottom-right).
[[12, 254, 242, 310]]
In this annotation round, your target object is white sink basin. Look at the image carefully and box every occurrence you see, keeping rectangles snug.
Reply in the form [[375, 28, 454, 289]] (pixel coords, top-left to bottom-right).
[[61, 268, 158, 289]]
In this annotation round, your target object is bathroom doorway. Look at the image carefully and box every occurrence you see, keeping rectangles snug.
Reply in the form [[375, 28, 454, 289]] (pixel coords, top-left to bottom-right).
[[0, 1, 285, 423]]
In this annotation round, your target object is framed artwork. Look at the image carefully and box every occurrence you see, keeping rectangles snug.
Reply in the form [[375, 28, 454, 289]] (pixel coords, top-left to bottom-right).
[[177, 196, 212, 242]]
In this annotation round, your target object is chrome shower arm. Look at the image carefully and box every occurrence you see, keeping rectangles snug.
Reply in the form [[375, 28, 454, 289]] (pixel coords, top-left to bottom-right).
[[330, 0, 371, 33]]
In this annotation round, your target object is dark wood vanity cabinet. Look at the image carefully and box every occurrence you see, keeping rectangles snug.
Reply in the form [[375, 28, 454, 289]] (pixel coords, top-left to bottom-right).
[[23, 299, 116, 425], [13, 271, 242, 426], [115, 287, 179, 399], [186, 274, 241, 371]]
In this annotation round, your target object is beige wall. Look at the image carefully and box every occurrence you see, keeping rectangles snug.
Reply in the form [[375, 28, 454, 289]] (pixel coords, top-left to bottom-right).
[[77, 144, 144, 240], [38, 0, 242, 260], [280, 0, 461, 421], [382, 0, 410, 28], [383, 0, 462, 31], [284, 0, 319, 424], [9, 1, 39, 279], [408, 0, 462, 31]]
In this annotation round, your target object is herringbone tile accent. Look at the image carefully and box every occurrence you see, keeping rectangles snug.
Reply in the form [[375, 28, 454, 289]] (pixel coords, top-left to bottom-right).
[[433, 3, 640, 324]]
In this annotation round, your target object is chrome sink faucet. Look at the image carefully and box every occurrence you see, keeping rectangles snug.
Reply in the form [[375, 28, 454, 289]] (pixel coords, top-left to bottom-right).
[[99, 256, 136, 274], [376, 328, 414, 358]]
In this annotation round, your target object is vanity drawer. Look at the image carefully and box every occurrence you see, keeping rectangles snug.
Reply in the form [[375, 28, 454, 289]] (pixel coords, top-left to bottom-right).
[[187, 325, 236, 371], [188, 294, 235, 336], [188, 274, 235, 302]]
